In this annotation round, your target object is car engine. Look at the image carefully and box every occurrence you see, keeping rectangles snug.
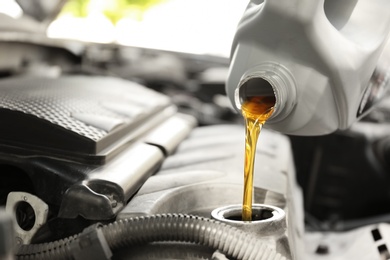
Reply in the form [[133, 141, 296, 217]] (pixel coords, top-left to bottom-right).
[[0, 13, 390, 260]]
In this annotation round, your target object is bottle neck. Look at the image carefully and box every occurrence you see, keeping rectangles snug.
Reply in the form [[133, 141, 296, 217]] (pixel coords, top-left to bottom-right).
[[234, 63, 297, 123]]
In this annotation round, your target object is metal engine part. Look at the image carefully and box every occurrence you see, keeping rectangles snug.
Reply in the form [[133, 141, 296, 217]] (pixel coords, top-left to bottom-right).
[[5, 192, 48, 245], [117, 124, 305, 260], [0, 75, 196, 242]]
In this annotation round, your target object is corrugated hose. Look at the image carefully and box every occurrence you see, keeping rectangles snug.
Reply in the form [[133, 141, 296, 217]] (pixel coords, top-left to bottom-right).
[[16, 214, 287, 260]]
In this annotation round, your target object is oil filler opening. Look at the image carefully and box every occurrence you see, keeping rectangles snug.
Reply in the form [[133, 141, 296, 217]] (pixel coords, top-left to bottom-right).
[[222, 207, 273, 222], [211, 204, 285, 223], [211, 204, 287, 237]]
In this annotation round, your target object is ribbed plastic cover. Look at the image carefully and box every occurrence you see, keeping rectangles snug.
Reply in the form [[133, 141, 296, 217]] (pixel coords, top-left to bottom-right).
[[0, 75, 171, 161]]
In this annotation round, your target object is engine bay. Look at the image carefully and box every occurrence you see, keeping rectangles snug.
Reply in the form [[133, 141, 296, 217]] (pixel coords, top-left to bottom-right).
[[0, 30, 389, 259]]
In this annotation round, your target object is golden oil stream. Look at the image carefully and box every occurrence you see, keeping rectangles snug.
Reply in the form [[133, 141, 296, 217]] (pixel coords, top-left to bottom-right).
[[241, 96, 275, 221]]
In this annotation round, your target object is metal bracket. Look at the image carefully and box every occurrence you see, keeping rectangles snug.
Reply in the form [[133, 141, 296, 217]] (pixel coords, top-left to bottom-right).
[[5, 192, 49, 245]]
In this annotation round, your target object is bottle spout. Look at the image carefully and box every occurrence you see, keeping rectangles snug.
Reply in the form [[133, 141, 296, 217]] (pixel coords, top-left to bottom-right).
[[235, 77, 275, 110], [234, 63, 297, 123]]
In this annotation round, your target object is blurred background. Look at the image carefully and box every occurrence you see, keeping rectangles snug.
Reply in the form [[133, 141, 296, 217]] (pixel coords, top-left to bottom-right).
[[13, 0, 249, 57]]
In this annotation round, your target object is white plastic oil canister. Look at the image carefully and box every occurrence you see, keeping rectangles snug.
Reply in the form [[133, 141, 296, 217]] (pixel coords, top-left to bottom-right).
[[227, 0, 390, 135]]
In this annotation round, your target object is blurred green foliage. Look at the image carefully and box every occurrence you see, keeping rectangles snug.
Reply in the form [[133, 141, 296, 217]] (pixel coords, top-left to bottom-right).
[[62, 0, 89, 17], [61, 0, 166, 23]]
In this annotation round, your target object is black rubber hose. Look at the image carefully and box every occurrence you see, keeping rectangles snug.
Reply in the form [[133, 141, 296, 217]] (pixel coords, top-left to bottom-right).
[[16, 214, 287, 260]]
